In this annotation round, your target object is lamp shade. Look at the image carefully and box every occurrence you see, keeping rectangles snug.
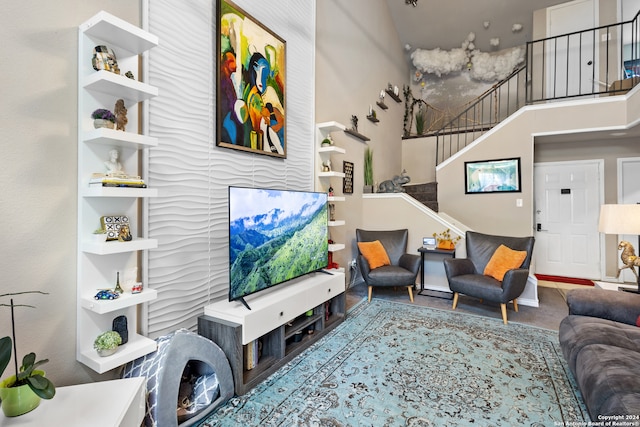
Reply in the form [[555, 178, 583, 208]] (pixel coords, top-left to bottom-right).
[[598, 204, 640, 235]]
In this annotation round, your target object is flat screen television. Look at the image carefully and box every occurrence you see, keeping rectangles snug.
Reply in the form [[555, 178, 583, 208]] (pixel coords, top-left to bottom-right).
[[228, 186, 329, 309]]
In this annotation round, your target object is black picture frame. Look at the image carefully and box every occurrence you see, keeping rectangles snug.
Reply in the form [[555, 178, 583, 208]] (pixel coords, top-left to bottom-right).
[[464, 157, 521, 194], [343, 161, 354, 194]]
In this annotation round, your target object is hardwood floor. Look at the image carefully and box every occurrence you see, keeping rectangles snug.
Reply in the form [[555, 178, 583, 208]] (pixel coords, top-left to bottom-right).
[[345, 280, 585, 331]]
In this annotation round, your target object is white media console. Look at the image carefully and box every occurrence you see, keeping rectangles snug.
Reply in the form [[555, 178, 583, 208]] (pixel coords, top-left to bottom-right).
[[198, 270, 346, 395]]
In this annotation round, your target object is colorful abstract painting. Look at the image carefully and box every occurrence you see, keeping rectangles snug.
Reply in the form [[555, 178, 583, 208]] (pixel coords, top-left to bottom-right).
[[217, 0, 286, 158]]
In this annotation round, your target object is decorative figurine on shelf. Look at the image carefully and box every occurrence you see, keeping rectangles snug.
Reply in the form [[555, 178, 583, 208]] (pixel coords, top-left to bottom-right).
[[104, 148, 125, 176], [329, 203, 336, 221], [351, 115, 359, 131], [92, 45, 119, 74], [328, 186, 334, 196], [114, 99, 128, 132], [114, 271, 124, 294], [378, 170, 411, 193], [94, 289, 119, 300], [112, 315, 128, 345], [125, 71, 135, 80], [118, 224, 133, 242], [322, 159, 332, 172], [379, 90, 385, 101]]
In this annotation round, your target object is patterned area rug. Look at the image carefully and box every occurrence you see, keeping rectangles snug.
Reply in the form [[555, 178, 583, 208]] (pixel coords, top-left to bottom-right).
[[199, 299, 589, 426]]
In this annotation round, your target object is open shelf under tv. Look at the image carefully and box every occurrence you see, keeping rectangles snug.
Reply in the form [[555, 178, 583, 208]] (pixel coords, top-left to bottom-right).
[[198, 271, 346, 395]]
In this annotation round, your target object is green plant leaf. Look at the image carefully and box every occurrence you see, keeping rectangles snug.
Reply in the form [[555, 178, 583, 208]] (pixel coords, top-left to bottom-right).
[[27, 375, 56, 400], [0, 336, 11, 378]]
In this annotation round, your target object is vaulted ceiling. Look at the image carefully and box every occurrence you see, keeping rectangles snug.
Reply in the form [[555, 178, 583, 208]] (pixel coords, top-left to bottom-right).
[[386, 0, 570, 52]]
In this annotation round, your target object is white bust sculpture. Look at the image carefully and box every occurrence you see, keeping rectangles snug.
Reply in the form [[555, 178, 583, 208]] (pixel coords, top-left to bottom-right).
[[104, 148, 125, 176]]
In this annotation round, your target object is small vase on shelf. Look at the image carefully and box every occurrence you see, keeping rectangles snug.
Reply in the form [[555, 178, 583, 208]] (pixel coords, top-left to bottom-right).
[[93, 119, 115, 129]]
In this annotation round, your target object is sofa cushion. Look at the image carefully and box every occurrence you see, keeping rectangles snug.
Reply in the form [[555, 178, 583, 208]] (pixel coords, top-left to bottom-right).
[[357, 240, 391, 270], [559, 315, 640, 374], [483, 244, 527, 281], [575, 343, 640, 420]]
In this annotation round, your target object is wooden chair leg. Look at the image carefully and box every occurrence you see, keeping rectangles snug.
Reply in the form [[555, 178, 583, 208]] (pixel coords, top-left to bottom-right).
[[500, 303, 508, 324], [406, 286, 414, 303], [368, 286, 373, 302], [452, 292, 459, 309], [513, 299, 519, 312]]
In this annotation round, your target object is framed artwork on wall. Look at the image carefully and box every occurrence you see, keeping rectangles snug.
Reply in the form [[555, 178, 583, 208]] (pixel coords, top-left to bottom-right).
[[343, 161, 354, 194], [216, 0, 287, 158], [464, 157, 521, 194]]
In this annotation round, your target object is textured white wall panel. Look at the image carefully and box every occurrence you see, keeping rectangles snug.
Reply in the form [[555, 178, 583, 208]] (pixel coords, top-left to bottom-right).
[[146, 0, 315, 337]]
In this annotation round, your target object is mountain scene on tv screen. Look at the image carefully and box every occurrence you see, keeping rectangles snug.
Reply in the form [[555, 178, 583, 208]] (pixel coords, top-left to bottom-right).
[[229, 190, 328, 300]]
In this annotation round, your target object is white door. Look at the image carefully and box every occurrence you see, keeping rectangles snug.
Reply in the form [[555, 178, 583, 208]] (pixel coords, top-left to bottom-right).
[[546, 0, 597, 98], [619, 157, 640, 282], [534, 160, 603, 278]]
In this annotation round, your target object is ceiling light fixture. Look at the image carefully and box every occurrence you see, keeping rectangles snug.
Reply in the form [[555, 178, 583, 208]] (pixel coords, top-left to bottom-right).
[[406, 0, 418, 7]]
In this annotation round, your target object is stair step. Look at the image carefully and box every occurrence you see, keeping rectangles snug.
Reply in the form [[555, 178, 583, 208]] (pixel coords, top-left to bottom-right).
[[404, 182, 438, 212]]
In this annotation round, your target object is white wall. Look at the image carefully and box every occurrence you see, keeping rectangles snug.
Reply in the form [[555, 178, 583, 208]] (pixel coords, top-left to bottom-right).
[[315, 0, 409, 270], [145, 0, 316, 337], [1, 1, 140, 386]]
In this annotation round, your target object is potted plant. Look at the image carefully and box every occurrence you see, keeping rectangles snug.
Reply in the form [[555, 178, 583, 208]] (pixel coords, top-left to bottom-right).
[[92, 227, 107, 242], [93, 331, 122, 357], [91, 108, 116, 129], [433, 229, 461, 250], [0, 292, 56, 417], [363, 147, 374, 193]]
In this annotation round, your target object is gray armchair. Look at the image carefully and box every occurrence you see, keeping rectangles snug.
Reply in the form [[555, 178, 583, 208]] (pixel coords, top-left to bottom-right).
[[443, 231, 535, 324], [356, 229, 421, 302]]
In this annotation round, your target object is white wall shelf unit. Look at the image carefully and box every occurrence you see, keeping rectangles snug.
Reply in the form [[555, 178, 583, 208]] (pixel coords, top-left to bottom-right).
[[77, 11, 159, 374], [316, 122, 348, 256]]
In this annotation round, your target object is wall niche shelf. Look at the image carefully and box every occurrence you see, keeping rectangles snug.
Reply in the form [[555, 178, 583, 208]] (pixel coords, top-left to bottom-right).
[[344, 129, 370, 142], [77, 11, 159, 374]]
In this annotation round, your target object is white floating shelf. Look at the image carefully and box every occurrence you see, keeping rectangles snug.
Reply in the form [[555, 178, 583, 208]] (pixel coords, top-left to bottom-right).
[[83, 128, 158, 149], [328, 220, 345, 227], [81, 288, 157, 314], [82, 187, 158, 198], [80, 10, 158, 54], [328, 243, 345, 252], [318, 171, 346, 178], [316, 121, 346, 133], [328, 196, 345, 202], [78, 333, 157, 374], [318, 146, 346, 154], [83, 70, 158, 103], [82, 238, 158, 254]]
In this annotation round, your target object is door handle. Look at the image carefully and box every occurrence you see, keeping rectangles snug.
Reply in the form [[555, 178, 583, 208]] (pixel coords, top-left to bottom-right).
[[536, 223, 548, 232]]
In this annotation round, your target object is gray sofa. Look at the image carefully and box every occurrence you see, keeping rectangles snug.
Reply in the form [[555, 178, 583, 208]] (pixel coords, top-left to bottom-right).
[[559, 288, 640, 420]]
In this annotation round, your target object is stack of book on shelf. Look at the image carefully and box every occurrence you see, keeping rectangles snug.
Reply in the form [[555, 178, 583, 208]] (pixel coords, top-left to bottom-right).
[[89, 175, 147, 188], [243, 339, 259, 371]]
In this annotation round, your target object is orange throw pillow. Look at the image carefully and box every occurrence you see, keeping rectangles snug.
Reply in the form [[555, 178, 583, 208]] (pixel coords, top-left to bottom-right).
[[357, 240, 391, 270], [484, 244, 527, 281]]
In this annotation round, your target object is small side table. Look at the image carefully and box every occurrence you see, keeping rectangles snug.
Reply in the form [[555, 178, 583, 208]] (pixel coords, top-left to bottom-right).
[[418, 247, 456, 299]]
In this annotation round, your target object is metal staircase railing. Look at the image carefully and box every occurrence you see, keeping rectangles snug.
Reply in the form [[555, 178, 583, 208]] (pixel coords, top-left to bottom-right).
[[433, 10, 640, 165]]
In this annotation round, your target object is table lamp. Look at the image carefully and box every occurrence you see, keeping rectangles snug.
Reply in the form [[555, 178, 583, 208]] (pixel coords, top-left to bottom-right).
[[598, 204, 640, 293]]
